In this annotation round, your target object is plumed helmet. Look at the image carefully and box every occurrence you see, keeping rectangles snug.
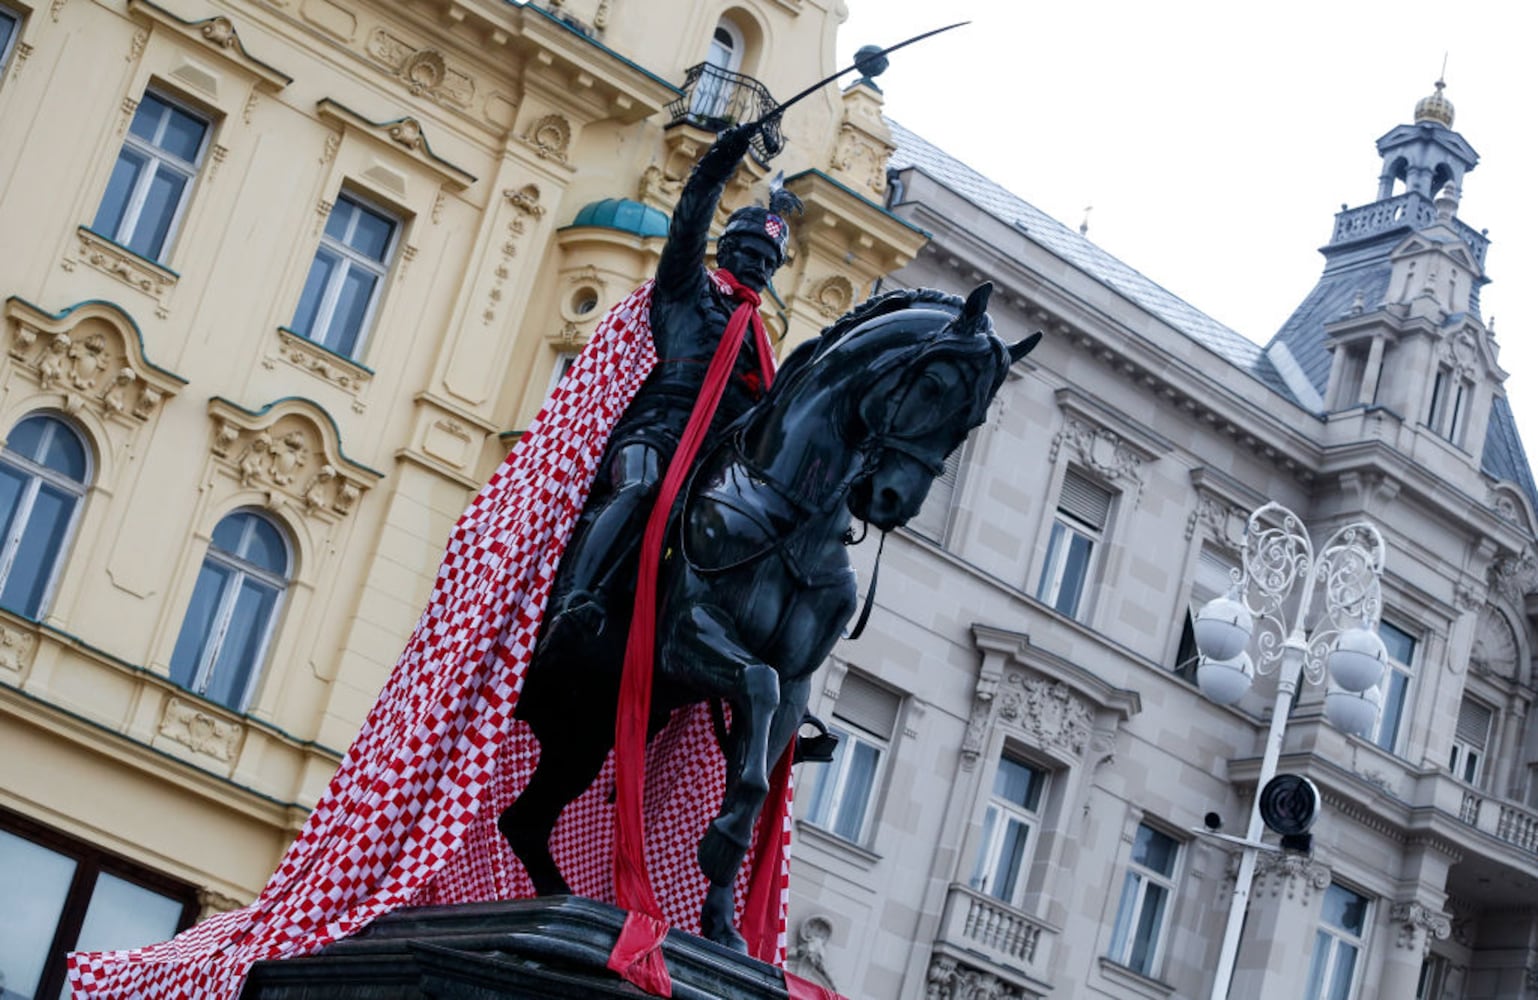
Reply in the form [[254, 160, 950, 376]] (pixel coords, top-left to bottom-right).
[[720, 184, 803, 266]]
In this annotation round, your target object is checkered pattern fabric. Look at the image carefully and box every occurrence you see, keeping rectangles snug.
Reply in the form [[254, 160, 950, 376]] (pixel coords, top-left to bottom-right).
[[67, 275, 793, 1000]]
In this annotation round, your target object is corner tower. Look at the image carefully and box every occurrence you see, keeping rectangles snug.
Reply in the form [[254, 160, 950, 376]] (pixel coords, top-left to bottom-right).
[[1266, 82, 1514, 479]]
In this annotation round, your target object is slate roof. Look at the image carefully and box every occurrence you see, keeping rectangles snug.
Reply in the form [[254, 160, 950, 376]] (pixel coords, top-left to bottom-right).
[[886, 120, 1293, 399], [887, 119, 1538, 516]]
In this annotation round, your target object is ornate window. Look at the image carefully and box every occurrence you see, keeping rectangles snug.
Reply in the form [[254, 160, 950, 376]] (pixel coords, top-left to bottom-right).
[[1107, 822, 1181, 976], [91, 91, 211, 263], [0, 809, 196, 999], [1372, 620, 1416, 754], [1305, 883, 1371, 1000], [1448, 697, 1493, 786], [801, 672, 899, 844], [1035, 468, 1112, 620], [0, 414, 90, 618], [169, 509, 290, 712], [0, 5, 20, 76], [289, 192, 400, 359], [967, 754, 1048, 906]]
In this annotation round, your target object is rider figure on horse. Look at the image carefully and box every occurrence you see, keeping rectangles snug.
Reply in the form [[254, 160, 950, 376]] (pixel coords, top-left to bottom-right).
[[545, 122, 800, 638]]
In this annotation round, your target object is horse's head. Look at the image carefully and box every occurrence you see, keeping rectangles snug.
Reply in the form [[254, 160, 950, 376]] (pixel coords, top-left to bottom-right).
[[843, 283, 1039, 530]]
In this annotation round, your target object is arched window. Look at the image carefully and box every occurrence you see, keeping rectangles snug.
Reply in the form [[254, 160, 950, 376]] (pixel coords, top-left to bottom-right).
[[169, 510, 290, 712], [691, 17, 745, 121], [0, 414, 90, 618]]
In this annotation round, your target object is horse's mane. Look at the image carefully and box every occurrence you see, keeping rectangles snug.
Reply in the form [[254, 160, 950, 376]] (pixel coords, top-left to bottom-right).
[[816, 287, 965, 343]]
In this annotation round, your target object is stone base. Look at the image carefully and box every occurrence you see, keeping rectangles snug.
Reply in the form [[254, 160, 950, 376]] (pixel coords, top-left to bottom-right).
[[241, 896, 794, 1000]]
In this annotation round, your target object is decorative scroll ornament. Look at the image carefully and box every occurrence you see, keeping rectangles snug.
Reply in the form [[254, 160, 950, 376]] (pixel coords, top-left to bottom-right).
[[207, 399, 379, 521], [997, 673, 1093, 757], [1050, 416, 1144, 499], [811, 275, 856, 320], [1469, 605, 1519, 679], [1391, 901, 1452, 954], [0, 625, 36, 675], [1187, 490, 1248, 551], [520, 114, 572, 163], [1252, 852, 1330, 905], [1232, 502, 1386, 687], [6, 299, 183, 421]]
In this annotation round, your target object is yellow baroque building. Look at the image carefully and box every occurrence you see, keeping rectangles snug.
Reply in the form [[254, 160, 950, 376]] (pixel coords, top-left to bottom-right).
[[0, 0, 922, 993]]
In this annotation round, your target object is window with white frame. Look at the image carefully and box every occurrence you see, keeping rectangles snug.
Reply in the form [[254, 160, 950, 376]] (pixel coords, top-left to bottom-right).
[[169, 509, 290, 712], [1107, 821, 1181, 976], [0, 414, 90, 619], [1304, 882, 1371, 1000], [1427, 366, 1471, 445], [1, 5, 21, 76], [800, 672, 899, 844], [1448, 697, 1493, 786], [968, 754, 1048, 907], [1372, 621, 1416, 754], [91, 90, 210, 263], [908, 446, 961, 543], [289, 192, 400, 359], [1035, 468, 1111, 620], [690, 17, 744, 121]]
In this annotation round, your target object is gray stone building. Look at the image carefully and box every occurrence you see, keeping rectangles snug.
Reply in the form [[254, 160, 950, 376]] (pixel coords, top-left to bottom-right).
[[783, 82, 1538, 1000]]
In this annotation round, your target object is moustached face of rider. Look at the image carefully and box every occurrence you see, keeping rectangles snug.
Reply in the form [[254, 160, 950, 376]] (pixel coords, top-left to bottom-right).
[[717, 234, 781, 294]]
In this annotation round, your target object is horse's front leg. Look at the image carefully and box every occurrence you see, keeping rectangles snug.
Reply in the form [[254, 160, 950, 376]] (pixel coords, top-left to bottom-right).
[[661, 602, 798, 949]]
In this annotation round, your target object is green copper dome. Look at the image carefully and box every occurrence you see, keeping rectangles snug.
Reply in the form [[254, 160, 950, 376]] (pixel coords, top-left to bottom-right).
[[568, 198, 670, 238]]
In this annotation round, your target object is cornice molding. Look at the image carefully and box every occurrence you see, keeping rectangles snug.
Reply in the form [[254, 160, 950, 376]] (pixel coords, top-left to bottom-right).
[[316, 99, 476, 191], [128, 0, 293, 91]]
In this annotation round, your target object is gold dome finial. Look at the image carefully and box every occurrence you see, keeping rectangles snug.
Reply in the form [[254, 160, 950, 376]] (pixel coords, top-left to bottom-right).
[[1414, 78, 1455, 128]]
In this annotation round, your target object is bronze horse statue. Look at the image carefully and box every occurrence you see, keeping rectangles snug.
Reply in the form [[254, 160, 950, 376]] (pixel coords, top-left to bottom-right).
[[499, 283, 1038, 948]]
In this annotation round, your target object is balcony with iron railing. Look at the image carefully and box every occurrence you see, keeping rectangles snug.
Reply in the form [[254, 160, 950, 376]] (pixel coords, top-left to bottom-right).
[[665, 62, 782, 162], [932, 882, 1058, 993]]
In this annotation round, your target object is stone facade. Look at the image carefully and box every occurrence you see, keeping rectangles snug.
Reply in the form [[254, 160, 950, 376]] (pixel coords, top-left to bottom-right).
[[779, 94, 1538, 999]]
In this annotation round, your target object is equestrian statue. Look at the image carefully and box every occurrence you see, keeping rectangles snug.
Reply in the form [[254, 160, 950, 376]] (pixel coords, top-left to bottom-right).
[[497, 118, 1041, 954]]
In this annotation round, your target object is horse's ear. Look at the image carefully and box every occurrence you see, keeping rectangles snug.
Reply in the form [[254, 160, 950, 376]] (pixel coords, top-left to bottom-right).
[[963, 282, 993, 325], [1009, 331, 1043, 363]]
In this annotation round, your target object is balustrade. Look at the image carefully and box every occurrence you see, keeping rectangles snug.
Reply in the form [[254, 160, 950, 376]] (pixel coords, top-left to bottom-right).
[[937, 883, 1056, 982]]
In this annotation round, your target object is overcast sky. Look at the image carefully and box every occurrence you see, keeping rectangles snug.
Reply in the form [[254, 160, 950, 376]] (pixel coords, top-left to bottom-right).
[[835, 1, 1538, 468]]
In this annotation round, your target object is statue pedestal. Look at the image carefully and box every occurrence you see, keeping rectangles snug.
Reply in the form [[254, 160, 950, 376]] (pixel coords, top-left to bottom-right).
[[241, 896, 794, 1000]]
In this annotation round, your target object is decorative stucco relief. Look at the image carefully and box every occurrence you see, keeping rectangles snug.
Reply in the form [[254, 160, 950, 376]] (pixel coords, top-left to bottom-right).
[[484, 184, 546, 325], [809, 275, 856, 320], [5, 299, 184, 422], [0, 625, 37, 679], [363, 29, 476, 108], [1252, 852, 1330, 905], [1488, 548, 1538, 606], [1186, 489, 1248, 551], [159, 697, 244, 761], [69, 229, 175, 317], [207, 398, 379, 522], [784, 915, 838, 993], [1049, 416, 1144, 502], [997, 673, 1094, 758], [925, 956, 1028, 1000], [1469, 604, 1519, 680], [1391, 901, 1452, 954], [520, 113, 573, 164]]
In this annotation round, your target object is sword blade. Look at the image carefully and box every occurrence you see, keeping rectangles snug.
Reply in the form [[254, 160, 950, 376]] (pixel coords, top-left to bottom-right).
[[748, 21, 969, 130]]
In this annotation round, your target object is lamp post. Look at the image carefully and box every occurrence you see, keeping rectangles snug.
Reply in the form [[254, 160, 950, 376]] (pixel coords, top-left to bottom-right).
[[1192, 502, 1388, 1000]]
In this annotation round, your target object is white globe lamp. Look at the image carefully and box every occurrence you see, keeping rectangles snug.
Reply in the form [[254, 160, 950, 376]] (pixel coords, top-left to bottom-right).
[[1327, 627, 1388, 693], [1324, 682, 1382, 737], [1193, 595, 1254, 662], [1197, 651, 1254, 706]]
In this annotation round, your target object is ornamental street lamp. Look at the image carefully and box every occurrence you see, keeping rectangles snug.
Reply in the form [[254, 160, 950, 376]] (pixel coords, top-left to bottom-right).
[[1191, 502, 1388, 1000]]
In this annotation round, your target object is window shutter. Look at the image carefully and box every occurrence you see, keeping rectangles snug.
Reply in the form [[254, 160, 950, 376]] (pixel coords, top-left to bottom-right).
[[834, 673, 900, 741], [1456, 699, 1493, 749], [1192, 548, 1238, 604], [1058, 469, 1112, 529]]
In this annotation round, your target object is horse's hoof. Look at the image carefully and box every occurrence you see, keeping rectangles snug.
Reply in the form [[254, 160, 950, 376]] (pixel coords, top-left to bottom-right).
[[700, 887, 748, 954]]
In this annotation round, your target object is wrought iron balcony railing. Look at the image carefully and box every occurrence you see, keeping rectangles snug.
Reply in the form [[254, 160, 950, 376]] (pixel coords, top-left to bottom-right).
[[665, 62, 781, 161]]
